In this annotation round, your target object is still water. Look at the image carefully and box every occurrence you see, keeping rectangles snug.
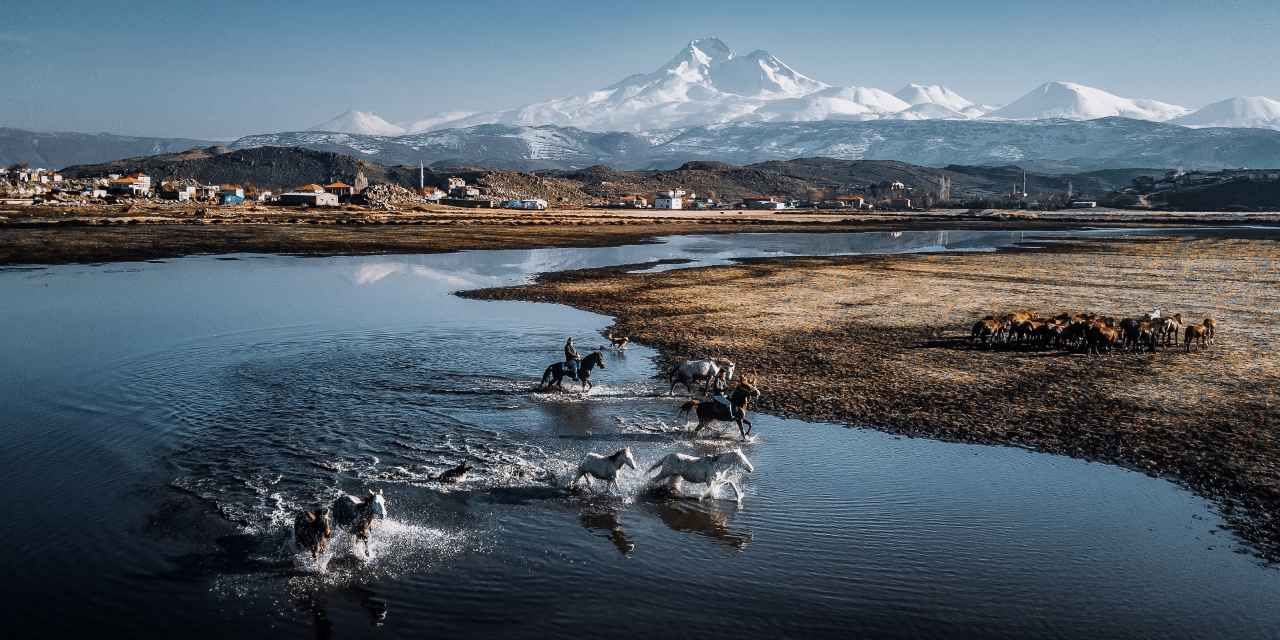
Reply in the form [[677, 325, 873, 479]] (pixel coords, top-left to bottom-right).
[[1, 230, 1277, 638]]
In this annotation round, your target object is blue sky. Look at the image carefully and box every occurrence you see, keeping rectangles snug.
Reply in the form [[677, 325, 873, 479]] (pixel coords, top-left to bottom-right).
[[3, 0, 1277, 139]]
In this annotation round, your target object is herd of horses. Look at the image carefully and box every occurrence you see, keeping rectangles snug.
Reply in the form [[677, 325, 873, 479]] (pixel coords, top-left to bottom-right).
[[295, 337, 763, 562], [970, 310, 1219, 355]]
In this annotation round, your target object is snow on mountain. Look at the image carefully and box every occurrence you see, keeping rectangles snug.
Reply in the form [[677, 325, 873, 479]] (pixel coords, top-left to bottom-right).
[[399, 111, 479, 134], [989, 81, 1188, 122], [894, 84, 975, 112], [1172, 97, 1280, 130], [750, 86, 911, 123], [890, 103, 970, 120], [307, 110, 405, 136]]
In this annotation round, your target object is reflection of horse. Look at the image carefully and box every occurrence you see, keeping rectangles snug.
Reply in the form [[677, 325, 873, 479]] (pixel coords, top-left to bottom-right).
[[579, 508, 635, 556], [648, 449, 754, 499], [540, 351, 606, 392], [668, 358, 735, 396], [677, 378, 760, 440], [331, 489, 388, 557], [574, 448, 637, 491], [293, 508, 333, 560], [652, 499, 752, 550]]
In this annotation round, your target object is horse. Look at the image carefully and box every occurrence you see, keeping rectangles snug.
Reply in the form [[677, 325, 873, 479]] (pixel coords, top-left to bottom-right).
[[677, 377, 760, 440], [573, 448, 638, 491], [1185, 323, 1209, 352], [605, 332, 630, 350], [647, 449, 754, 500], [1158, 314, 1183, 347], [540, 351, 606, 392], [971, 317, 1001, 347], [294, 507, 334, 560], [668, 358, 735, 396], [1203, 317, 1217, 344], [331, 489, 388, 557], [434, 462, 473, 483]]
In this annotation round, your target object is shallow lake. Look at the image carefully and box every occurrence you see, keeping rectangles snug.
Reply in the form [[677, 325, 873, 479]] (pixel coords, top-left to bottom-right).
[[2, 229, 1278, 638]]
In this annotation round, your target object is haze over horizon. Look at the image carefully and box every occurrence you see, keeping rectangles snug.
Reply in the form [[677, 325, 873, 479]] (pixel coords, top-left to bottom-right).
[[4, 0, 1278, 139]]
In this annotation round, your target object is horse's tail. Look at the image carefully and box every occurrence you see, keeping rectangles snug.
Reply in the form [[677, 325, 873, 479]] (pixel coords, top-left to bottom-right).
[[668, 364, 680, 383], [540, 364, 555, 388], [677, 400, 698, 420]]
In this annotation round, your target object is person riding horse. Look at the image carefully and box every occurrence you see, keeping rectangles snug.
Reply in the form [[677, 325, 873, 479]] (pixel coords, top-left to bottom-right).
[[564, 337, 583, 380], [706, 369, 740, 420]]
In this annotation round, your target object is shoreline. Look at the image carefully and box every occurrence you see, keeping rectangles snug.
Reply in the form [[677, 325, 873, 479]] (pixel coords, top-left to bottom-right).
[[461, 232, 1280, 561], [1, 205, 1278, 266]]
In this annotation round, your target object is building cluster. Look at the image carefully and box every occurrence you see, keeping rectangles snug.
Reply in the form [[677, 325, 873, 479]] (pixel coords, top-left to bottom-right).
[[601, 185, 904, 211]]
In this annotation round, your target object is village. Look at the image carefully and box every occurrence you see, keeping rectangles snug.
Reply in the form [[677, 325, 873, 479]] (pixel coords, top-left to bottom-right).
[[0, 162, 962, 213]]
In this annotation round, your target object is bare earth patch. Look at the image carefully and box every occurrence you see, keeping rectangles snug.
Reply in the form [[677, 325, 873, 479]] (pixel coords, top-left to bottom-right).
[[465, 234, 1280, 559]]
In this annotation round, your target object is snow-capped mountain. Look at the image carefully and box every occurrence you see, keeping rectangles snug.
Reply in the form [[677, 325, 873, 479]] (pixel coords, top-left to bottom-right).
[[894, 84, 974, 112], [1173, 97, 1280, 131], [308, 110, 405, 136], [295, 40, 1271, 139], [989, 81, 1188, 122]]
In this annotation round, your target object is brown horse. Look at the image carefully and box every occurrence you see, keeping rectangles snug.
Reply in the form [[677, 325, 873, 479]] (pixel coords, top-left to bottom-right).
[[971, 317, 1001, 347], [294, 508, 333, 560], [1203, 317, 1217, 344], [1185, 323, 1209, 352], [677, 376, 761, 440]]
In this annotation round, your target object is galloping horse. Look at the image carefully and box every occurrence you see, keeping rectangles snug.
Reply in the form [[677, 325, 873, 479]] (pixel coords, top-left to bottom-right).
[[668, 358, 735, 396], [676, 377, 761, 440], [573, 448, 638, 491], [648, 449, 754, 500], [540, 350, 606, 392], [331, 489, 388, 557]]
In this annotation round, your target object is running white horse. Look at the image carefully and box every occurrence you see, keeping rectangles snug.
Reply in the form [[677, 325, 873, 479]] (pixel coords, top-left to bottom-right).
[[648, 449, 753, 500], [668, 358, 735, 396], [574, 448, 638, 491], [331, 489, 388, 556]]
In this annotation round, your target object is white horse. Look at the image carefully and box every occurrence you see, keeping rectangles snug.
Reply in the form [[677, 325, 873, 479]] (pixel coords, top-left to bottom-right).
[[648, 449, 753, 500], [574, 448, 637, 491], [668, 358, 735, 396], [331, 489, 388, 556]]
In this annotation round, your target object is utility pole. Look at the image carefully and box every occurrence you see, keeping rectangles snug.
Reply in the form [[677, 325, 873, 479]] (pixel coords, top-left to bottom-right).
[[419, 162, 424, 191]]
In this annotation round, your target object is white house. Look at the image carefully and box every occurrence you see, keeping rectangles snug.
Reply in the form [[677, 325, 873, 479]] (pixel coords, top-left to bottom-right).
[[654, 189, 685, 210]]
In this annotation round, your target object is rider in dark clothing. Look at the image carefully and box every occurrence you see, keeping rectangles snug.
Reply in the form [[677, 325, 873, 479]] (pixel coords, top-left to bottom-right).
[[564, 337, 582, 379], [707, 369, 739, 419]]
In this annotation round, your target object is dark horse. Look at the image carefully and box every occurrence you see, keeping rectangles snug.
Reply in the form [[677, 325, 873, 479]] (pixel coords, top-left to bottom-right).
[[540, 351, 606, 392], [676, 377, 761, 440]]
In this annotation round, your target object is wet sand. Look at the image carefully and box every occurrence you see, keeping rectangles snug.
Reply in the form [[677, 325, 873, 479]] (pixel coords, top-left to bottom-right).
[[465, 232, 1280, 560]]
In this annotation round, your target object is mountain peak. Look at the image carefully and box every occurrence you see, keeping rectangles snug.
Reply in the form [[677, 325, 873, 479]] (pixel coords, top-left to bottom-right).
[[307, 110, 405, 136], [686, 37, 734, 61], [894, 84, 975, 111], [991, 82, 1187, 122], [1173, 96, 1280, 130]]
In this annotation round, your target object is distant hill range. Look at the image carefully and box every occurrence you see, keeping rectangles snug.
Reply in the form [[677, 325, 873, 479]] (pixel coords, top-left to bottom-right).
[[59, 146, 416, 190], [0, 127, 215, 169], [59, 145, 1161, 204], [9, 116, 1280, 175]]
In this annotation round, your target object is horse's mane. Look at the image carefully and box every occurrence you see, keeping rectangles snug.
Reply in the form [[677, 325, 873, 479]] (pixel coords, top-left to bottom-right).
[[608, 449, 626, 462]]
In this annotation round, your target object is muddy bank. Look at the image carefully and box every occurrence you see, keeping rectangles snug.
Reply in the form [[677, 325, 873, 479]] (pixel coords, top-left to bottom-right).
[[2, 203, 1278, 266], [464, 233, 1280, 560]]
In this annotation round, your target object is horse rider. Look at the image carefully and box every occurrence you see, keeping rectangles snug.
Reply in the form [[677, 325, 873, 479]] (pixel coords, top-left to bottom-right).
[[564, 337, 582, 380], [707, 369, 739, 420]]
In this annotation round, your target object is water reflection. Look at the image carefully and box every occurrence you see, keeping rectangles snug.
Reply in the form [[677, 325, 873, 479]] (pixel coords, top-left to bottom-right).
[[648, 499, 752, 551], [578, 505, 636, 557]]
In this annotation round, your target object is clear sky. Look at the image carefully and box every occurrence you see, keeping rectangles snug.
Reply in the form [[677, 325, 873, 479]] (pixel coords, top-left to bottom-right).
[[3, 0, 1277, 139]]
